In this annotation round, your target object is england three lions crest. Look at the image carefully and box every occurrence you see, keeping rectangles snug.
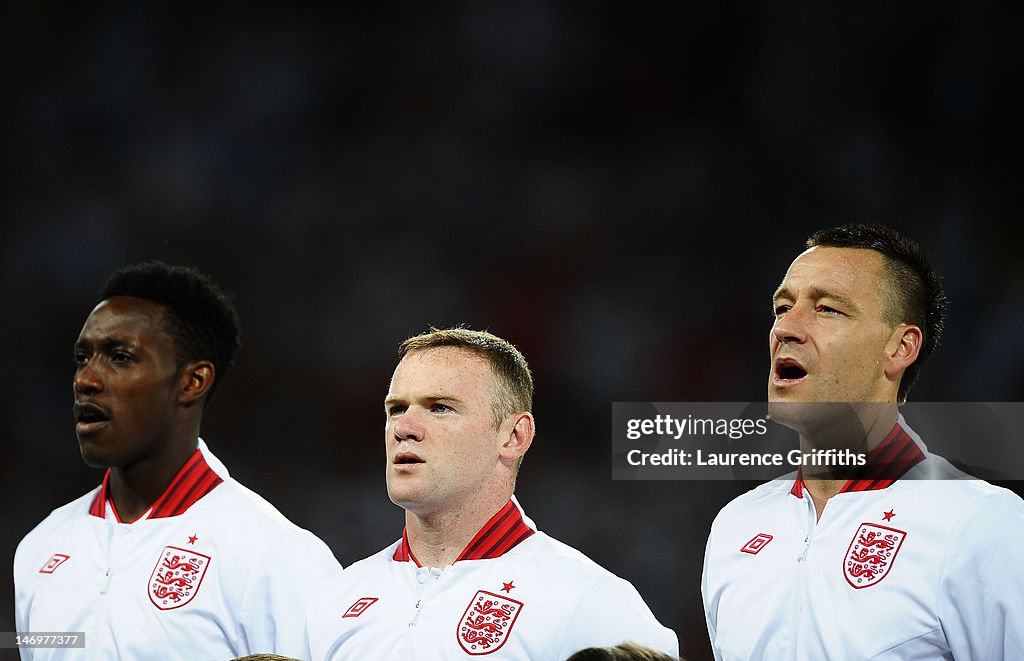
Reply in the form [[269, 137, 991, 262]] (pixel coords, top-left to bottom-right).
[[843, 523, 906, 589], [148, 546, 211, 610], [457, 590, 523, 655]]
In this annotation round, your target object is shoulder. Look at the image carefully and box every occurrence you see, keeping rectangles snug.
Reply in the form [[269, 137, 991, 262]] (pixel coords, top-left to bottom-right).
[[509, 527, 679, 606], [507, 532, 644, 597], [194, 443, 299, 528], [885, 472, 1024, 575], [188, 477, 340, 574], [14, 488, 98, 575], [930, 478, 1024, 533], [204, 477, 296, 523], [192, 441, 297, 525], [903, 457, 1024, 517], [193, 476, 315, 539], [512, 532, 602, 569], [327, 542, 398, 582], [711, 473, 795, 528], [343, 540, 398, 567], [307, 542, 398, 610], [16, 488, 97, 546], [514, 534, 678, 656], [926, 480, 1024, 591]]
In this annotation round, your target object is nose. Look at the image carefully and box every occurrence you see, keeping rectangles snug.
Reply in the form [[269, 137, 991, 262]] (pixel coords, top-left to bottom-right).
[[73, 360, 102, 395], [772, 305, 809, 347], [392, 409, 424, 443]]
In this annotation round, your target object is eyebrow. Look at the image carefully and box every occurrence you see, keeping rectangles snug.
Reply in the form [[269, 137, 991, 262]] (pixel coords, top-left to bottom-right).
[[772, 286, 860, 311], [384, 393, 465, 407], [74, 337, 134, 352]]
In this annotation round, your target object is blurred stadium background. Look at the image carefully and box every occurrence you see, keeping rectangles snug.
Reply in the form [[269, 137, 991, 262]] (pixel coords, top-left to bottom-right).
[[2, 4, 1022, 660]]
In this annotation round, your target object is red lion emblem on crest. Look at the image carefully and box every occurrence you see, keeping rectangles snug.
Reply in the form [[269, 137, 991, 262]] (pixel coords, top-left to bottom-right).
[[457, 590, 524, 655], [843, 523, 906, 589], [148, 545, 212, 610]]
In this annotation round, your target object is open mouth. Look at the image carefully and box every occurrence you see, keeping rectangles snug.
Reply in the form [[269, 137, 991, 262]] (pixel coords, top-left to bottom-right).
[[74, 402, 110, 432], [777, 364, 807, 380], [774, 358, 808, 383]]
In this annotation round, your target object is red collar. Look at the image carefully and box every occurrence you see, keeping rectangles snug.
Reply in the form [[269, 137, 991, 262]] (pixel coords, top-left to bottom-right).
[[790, 422, 926, 499], [88, 448, 223, 520], [393, 499, 535, 566]]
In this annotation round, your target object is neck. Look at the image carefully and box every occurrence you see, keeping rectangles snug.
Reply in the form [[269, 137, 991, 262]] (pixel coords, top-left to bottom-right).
[[404, 494, 512, 568], [799, 405, 898, 520], [108, 435, 199, 522]]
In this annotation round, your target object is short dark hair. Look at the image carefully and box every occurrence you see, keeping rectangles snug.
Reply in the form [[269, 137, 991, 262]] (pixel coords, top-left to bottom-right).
[[398, 327, 533, 426], [806, 223, 947, 403], [100, 261, 241, 403]]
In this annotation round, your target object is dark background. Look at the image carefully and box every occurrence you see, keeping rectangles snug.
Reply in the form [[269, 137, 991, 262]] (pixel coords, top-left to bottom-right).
[[3, 3, 1022, 660]]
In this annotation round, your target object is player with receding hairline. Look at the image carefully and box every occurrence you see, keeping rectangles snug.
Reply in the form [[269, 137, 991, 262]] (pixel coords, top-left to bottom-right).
[[702, 224, 1024, 659], [307, 327, 678, 659]]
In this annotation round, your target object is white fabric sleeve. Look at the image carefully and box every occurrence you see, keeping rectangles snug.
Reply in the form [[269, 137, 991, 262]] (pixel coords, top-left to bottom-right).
[[557, 574, 679, 659], [237, 528, 342, 659], [13, 535, 35, 661], [701, 522, 722, 661], [938, 489, 1024, 660]]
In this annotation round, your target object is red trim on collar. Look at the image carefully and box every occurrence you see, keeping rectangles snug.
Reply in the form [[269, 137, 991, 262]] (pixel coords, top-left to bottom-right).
[[393, 529, 421, 565], [790, 423, 925, 499], [88, 472, 109, 517], [87, 448, 223, 520], [392, 500, 535, 565]]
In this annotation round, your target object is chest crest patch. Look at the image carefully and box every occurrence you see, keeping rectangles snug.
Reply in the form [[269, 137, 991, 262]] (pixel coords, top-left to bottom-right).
[[148, 545, 211, 610], [843, 523, 906, 589], [457, 589, 524, 655]]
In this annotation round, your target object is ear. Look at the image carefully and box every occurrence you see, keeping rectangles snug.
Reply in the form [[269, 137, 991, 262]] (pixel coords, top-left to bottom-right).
[[498, 412, 535, 464], [178, 360, 216, 407], [883, 324, 922, 382]]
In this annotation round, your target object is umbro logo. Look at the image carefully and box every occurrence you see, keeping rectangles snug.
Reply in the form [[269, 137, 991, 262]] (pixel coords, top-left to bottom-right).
[[740, 533, 773, 555], [343, 597, 379, 618], [39, 553, 71, 574]]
